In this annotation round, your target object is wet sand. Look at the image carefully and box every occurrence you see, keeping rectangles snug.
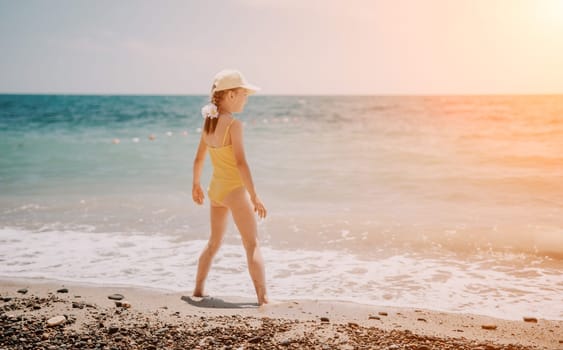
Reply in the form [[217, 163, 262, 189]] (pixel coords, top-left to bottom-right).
[[1, 278, 561, 349]]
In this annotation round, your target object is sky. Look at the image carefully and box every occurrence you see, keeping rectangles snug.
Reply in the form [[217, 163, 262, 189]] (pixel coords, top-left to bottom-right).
[[1, 0, 563, 95]]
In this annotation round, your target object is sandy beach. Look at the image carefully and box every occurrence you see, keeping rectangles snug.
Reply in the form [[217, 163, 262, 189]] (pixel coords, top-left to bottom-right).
[[1, 278, 560, 349]]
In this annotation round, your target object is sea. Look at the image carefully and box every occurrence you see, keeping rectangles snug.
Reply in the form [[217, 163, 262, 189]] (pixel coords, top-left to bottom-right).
[[1, 94, 562, 320]]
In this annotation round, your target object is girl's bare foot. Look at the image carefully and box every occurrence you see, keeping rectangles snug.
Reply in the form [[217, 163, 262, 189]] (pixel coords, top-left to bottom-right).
[[192, 289, 208, 298], [258, 295, 269, 306]]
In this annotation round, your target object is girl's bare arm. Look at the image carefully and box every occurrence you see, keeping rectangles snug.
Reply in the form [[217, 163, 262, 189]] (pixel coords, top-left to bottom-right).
[[192, 131, 207, 204], [231, 120, 267, 218], [231, 120, 257, 199]]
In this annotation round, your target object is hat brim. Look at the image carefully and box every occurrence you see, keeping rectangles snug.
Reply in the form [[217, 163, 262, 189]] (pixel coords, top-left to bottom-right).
[[215, 84, 260, 95], [240, 83, 260, 95]]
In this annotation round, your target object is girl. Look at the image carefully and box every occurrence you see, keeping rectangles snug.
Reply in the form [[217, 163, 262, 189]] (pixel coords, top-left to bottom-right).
[[191, 69, 268, 305]]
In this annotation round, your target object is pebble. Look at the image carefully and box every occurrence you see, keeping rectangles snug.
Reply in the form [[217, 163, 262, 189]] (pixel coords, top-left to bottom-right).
[[523, 317, 538, 323], [378, 312, 388, 316], [155, 327, 168, 335], [2, 296, 12, 302], [417, 318, 427, 322], [474, 345, 499, 350], [249, 336, 262, 343], [279, 338, 292, 345], [47, 315, 66, 327], [199, 336, 214, 346], [17, 288, 28, 294], [107, 294, 124, 301], [369, 315, 381, 320], [320, 317, 330, 323], [57, 288, 69, 293], [481, 324, 498, 330]]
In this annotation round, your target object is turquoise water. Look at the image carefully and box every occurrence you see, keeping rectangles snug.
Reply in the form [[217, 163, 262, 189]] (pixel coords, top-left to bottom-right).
[[1, 94, 562, 319]]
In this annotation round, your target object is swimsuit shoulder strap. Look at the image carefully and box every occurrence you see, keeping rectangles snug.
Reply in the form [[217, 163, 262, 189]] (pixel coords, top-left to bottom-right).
[[222, 119, 236, 146]]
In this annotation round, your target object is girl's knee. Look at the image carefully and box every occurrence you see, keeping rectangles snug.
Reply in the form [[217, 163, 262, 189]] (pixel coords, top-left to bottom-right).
[[242, 237, 259, 252], [206, 240, 222, 254]]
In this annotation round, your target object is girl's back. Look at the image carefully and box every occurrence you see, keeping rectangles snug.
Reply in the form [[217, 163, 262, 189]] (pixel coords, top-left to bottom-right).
[[204, 117, 235, 148]]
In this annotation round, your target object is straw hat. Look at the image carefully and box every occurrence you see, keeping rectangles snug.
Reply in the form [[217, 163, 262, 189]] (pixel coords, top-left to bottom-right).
[[212, 69, 260, 95]]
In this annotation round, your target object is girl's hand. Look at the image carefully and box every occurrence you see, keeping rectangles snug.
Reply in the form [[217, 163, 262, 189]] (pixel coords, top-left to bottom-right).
[[251, 195, 267, 219], [192, 184, 204, 205]]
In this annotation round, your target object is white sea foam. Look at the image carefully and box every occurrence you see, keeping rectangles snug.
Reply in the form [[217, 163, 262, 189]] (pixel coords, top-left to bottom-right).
[[1, 227, 561, 320]]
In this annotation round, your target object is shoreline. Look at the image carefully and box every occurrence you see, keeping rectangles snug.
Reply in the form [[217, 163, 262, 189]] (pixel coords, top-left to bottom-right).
[[1, 277, 561, 349]]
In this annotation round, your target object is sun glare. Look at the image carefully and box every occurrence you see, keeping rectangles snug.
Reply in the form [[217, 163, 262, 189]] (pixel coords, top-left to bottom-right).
[[535, 0, 563, 25]]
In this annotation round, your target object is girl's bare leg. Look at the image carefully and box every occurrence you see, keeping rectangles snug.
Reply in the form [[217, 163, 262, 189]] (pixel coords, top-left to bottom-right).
[[193, 202, 229, 297], [223, 187, 268, 305]]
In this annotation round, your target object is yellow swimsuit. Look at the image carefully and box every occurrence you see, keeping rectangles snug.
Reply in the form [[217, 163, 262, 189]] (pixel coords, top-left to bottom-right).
[[207, 119, 244, 204]]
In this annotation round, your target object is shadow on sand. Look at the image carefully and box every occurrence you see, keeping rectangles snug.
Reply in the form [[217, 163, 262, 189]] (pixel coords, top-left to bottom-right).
[[181, 295, 259, 309]]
